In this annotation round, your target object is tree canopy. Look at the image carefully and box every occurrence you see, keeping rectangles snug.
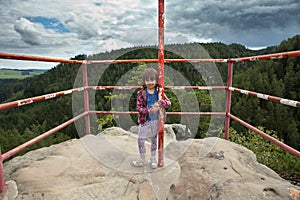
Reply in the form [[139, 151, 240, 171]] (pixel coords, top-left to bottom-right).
[[0, 35, 299, 158]]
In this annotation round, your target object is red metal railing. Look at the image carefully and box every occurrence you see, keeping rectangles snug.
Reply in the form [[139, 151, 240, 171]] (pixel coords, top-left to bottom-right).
[[0, 87, 84, 111], [1, 50, 300, 194], [224, 60, 233, 140], [90, 111, 226, 116], [0, 48, 300, 192], [158, 0, 165, 167], [0, 0, 300, 193], [229, 114, 300, 158], [82, 61, 91, 135], [229, 87, 300, 108], [0, 0, 300, 195], [1, 112, 88, 161]]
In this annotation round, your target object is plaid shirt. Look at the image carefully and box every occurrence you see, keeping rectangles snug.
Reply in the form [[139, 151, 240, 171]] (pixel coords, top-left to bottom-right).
[[136, 88, 171, 124]]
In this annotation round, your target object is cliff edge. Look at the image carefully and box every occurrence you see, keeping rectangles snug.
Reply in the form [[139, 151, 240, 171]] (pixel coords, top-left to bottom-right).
[[2, 127, 298, 200]]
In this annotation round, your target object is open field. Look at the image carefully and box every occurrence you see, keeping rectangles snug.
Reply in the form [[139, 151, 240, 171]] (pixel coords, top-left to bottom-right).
[[0, 69, 46, 79]]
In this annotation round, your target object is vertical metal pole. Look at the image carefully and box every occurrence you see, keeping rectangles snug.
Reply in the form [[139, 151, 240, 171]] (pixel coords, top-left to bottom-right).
[[224, 60, 233, 140], [82, 61, 91, 135], [0, 149, 6, 194], [158, 0, 165, 167]]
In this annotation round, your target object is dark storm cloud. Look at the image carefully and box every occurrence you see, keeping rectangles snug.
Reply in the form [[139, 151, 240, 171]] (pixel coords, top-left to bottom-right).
[[166, 0, 300, 47]]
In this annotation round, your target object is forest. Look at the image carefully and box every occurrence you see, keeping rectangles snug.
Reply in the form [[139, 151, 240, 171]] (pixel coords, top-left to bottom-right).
[[0, 35, 299, 183]]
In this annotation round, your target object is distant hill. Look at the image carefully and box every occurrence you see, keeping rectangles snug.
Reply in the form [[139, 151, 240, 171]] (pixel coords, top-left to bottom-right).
[[0, 68, 47, 80]]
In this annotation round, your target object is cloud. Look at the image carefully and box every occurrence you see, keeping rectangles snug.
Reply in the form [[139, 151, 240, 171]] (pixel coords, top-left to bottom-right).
[[13, 17, 78, 49], [14, 17, 45, 45], [166, 0, 300, 47], [0, 0, 299, 69], [25, 16, 70, 33], [95, 38, 132, 52], [64, 13, 99, 40]]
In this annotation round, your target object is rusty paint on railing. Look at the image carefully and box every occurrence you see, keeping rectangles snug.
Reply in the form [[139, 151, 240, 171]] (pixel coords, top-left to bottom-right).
[[2, 50, 299, 65], [229, 113, 300, 158], [88, 85, 226, 91], [89, 111, 226, 116], [230, 50, 300, 62], [228, 87, 300, 108], [1, 112, 88, 161], [224, 60, 234, 140], [0, 87, 84, 111], [0, 52, 82, 64]]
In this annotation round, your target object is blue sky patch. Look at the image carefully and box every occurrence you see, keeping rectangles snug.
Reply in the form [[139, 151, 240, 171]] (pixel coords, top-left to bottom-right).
[[113, 34, 122, 39], [94, 2, 103, 6], [26, 16, 70, 33]]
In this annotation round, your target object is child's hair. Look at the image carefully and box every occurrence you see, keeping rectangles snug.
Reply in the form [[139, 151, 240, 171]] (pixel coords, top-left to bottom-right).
[[142, 68, 158, 87]]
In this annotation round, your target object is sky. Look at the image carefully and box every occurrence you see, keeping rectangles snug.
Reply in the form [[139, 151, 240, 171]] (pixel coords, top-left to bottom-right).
[[0, 0, 299, 69]]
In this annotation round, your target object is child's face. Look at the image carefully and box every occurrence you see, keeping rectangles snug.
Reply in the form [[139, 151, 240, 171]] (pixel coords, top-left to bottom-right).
[[145, 78, 156, 89]]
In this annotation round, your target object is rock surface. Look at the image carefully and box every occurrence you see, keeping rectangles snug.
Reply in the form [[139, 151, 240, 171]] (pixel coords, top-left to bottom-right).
[[2, 127, 299, 200]]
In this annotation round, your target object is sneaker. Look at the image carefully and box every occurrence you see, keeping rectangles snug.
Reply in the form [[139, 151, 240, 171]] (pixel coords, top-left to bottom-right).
[[131, 158, 145, 167], [150, 157, 158, 169]]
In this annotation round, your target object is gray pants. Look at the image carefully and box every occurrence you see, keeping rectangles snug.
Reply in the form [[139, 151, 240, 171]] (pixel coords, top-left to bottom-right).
[[138, 120, 158, 158]]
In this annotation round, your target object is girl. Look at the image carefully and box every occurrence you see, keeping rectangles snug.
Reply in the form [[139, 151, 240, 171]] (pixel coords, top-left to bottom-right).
[[132, 68, 171, 169]]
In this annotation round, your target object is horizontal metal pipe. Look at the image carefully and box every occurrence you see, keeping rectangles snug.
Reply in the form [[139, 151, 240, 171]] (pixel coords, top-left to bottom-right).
[[165, 58, 227, 63], [2, 112, 88, 161], [88, 86, 226, 91], [230, 50, 300, 62], [0, 52, 82, 64], [0, 86, 225, 112], [167, 112, 226, 116], [90, 110, 226, 116], [71, 58, 228, 64], [0, 54, 227, 64], [88, 59, 158, 64], [87, 86, 142, 90], [1, 50, 299, 65], [0, 87, 84, 111], [228, 87, 300, 108], [229, 113, 300, 158], [165, 86, 226, 90]]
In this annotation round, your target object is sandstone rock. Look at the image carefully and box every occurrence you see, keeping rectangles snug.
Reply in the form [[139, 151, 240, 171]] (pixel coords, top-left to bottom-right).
[[100, 126, 132, 136], [2, 127, 299, 200], [128, 126, 139, 134], [169, 124, 193, 140]]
